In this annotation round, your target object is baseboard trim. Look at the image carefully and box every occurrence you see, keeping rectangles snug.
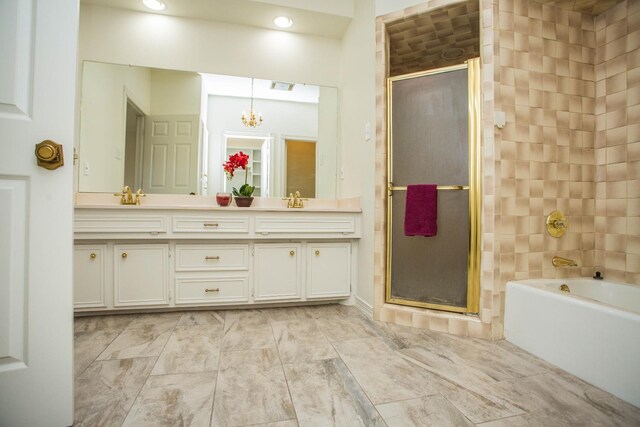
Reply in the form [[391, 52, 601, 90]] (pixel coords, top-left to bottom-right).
[[354, 296, 373, 319]]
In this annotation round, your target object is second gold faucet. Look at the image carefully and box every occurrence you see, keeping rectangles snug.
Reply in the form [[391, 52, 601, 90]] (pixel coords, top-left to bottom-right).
[[284, 191, 307, 208], [114, 186, 145, 205]]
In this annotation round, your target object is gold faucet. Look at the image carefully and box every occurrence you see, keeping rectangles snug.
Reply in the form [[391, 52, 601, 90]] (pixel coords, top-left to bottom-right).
[[114, 186, 145, 205], [552, 256, 578, 267], [283, 191, 307, 208]]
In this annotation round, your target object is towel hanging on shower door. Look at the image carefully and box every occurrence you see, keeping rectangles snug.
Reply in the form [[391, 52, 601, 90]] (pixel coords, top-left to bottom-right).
[[404, 184, 437, 237]]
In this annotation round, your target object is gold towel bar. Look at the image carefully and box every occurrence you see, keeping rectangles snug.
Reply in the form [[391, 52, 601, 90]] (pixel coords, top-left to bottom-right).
[[389, 185, 469, 192]]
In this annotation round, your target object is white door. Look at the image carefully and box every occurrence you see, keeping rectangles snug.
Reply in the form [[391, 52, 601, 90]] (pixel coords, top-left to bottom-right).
[[0, 0, 78, 425], [143, 114, 199, 194]]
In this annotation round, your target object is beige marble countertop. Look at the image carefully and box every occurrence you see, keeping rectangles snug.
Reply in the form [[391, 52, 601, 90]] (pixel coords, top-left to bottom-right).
[[74, 193, 362, 213]]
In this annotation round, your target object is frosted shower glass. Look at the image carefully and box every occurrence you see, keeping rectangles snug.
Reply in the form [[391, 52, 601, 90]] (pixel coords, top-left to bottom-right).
[[389, 68, 469, 309]]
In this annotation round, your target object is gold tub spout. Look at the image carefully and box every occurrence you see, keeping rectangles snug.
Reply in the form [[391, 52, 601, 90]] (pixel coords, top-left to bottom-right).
[[552, 256, 578, 267]]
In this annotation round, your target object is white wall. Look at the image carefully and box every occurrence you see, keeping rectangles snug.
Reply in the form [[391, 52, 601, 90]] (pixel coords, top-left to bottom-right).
[[78, 62, 151, 192], [339, 0, 376, 309], [150, 69, 201, 115], [317, 87, 339, 199], [78, 4, 341, 87], [375, 0, 425, 16], [207, 96, 318, 196]]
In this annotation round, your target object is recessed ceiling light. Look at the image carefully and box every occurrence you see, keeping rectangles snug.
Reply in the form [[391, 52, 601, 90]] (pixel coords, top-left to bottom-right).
[[143, 0, 166, 11], [273, 16, 293, 28]]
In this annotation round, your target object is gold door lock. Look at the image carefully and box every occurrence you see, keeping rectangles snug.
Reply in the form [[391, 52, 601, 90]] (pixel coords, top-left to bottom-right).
[[35, 140, 64, 170]]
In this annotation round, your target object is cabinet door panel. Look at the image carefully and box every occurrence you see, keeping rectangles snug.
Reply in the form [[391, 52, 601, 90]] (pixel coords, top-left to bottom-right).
[[307, 243, 351, 299], [114, 244, 168, 306], [74, 245, 107, 308], [253, 243, 301, 301]]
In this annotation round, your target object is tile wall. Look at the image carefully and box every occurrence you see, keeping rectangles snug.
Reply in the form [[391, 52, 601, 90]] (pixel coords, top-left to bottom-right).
[[594, 0, 640, 284], [491, 0, 598, 337]]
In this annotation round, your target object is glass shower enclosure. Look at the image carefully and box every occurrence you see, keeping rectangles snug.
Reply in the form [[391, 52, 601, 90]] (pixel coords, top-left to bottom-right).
[[386, 59, 481, 314]]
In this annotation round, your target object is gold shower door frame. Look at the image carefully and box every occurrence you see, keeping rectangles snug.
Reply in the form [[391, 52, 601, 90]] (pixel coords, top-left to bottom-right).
[[385, 58, 481, 314]]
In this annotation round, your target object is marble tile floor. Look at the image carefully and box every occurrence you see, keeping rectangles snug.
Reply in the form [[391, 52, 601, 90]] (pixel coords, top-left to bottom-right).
[[73, 305, 640, 426]]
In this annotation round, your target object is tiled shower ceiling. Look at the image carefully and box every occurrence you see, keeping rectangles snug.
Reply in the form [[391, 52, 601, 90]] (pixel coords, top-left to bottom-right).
[[535, 0, 625, 16], [386, 1, 480, 76]]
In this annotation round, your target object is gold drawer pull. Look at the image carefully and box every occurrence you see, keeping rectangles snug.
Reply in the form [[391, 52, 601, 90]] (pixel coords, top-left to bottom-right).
[[121, 253, 127, 259], [205, 256, 220, 260], [203, 223, 219, 227], [315, 250, 320, 256], [290, 250, 295, 256], [205, 288, 220, 293], [90, 253, 97, 259]]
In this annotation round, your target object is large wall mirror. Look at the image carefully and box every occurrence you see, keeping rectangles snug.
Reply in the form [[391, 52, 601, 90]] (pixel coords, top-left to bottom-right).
[[77, 61, 339, 198]]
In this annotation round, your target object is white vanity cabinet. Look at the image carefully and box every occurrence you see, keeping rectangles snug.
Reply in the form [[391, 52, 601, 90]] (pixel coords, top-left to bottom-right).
[[114, 244, 169, 307], [306, 242, 351, 299], [74, 245, 107, 308], [73, 201, 361, 313], [253, 243, 302, 301]]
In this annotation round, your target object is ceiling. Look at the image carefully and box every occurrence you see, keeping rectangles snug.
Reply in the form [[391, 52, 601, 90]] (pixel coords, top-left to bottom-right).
[[80, 0, 353, 39], [535, 0, 625, 15], [387, 1, 480, 77], [202, 73, 320, 103]]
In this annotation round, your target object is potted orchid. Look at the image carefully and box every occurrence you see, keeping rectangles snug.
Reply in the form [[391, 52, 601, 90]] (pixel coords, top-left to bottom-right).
[[223, 151, 255, 207]]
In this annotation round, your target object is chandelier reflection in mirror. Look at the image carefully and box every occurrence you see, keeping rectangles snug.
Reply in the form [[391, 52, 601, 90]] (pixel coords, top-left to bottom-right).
[[241, 78, 263, 127]]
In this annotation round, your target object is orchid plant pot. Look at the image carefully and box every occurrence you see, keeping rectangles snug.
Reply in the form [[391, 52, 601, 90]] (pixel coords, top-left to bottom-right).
[[234, 196, 254, 207]]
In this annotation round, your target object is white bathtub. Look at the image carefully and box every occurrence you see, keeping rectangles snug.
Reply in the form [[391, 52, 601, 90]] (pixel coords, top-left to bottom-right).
[[505, 278, 640, 407]]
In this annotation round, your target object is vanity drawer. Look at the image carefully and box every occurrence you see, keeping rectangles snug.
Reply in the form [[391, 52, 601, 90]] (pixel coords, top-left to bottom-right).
[[175, 244, 249, 271], [75, 214, 167, 233], [172, 216, 249, 233], [175, 276, 249, 304], [254, 216, 356, 234]]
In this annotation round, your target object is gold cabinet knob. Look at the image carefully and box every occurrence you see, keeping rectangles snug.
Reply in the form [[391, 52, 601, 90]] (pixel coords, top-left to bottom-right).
[[90, 253, 97, 259], [290, 250, 295, 256], [35, 140, 64, 170], [121, 252, 128, 259], [315, 250, 320, 256]]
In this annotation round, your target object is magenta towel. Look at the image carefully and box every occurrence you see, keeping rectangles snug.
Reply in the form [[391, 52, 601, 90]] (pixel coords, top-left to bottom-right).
[[404, 184, 437, 237]]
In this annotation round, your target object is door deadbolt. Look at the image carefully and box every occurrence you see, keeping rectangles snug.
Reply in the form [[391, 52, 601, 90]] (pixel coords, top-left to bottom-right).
[[35, 140, 64, 170]]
